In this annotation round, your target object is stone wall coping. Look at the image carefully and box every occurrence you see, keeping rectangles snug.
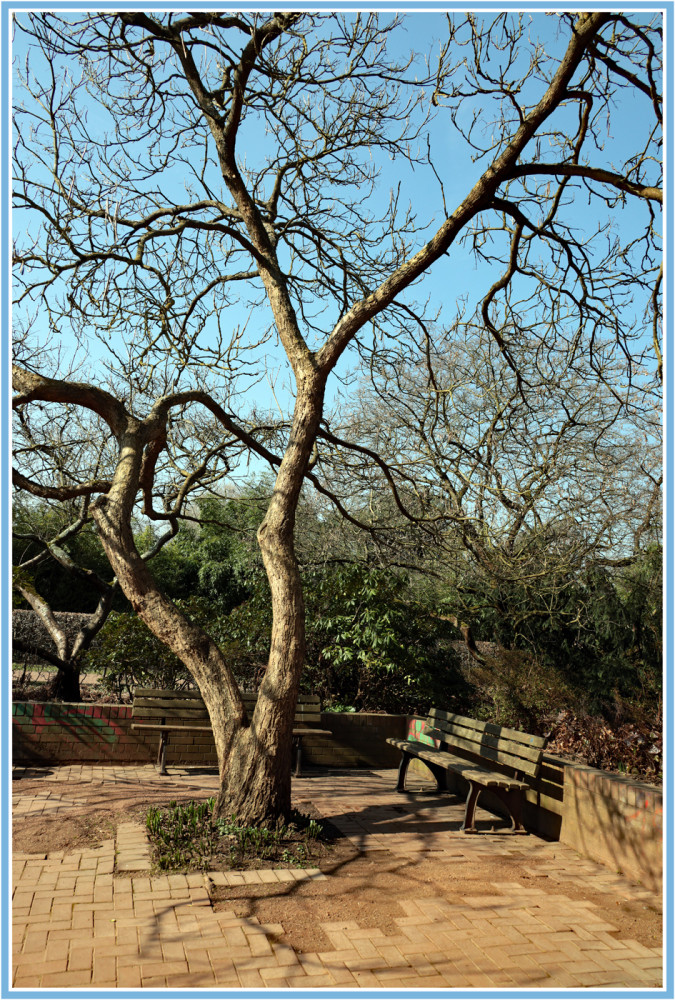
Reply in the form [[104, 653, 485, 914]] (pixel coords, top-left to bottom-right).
[[543, 752, 662, 798]]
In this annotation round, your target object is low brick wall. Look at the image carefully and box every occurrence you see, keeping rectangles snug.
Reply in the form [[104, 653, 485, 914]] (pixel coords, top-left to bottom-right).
[[12, 702, 662, 893], [556, 763, 663, 893], [11, 702, 405, 770], [11, 702, 218, 768]]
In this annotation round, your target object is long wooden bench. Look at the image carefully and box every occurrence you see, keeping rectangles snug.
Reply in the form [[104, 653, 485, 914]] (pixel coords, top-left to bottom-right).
[[386, 708, 546, 833], [132, 688, 331, 777]]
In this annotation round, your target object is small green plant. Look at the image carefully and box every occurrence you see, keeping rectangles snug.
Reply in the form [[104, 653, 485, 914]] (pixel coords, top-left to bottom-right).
[[144, 799, 330, 872], [306, 819, 322, 840]]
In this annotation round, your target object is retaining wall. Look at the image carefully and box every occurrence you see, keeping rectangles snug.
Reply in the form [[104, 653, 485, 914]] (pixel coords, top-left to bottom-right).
[[11, 702, 406, 770], [12, 702, 662, 892]]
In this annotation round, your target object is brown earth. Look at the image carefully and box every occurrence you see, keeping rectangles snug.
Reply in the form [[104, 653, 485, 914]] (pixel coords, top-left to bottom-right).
[[210, 847, 662, 955], [13, 778, 661, 955]]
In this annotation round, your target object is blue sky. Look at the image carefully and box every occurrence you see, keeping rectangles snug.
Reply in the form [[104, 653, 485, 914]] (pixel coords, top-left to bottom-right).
[[9, 9, 660, 420]]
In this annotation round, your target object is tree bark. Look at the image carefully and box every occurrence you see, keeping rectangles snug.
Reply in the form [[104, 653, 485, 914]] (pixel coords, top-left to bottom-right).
[[44, 663, 82, 702], [215, 376, 325, 821]]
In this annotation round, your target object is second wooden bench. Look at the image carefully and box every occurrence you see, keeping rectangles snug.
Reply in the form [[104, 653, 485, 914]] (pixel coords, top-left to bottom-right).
[[386, 708, 545, 833], [132, 688, 331, 777]]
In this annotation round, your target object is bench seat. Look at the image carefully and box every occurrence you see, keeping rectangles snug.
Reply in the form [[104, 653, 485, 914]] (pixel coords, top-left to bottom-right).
[[386, 739, 530, 790]]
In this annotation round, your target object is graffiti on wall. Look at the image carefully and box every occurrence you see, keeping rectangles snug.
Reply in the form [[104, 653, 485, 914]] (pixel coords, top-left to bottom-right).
[[12, 703, 128, 743], [407, 717, 440, 747]]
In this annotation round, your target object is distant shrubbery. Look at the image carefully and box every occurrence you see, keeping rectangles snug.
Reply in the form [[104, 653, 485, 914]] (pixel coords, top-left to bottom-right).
[[27, 490, 656, 779]]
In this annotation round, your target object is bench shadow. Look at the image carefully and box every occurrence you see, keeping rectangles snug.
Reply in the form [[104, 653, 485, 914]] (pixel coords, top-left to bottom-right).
[[324, 792, 516, 843], [12, 767, 55, 780]]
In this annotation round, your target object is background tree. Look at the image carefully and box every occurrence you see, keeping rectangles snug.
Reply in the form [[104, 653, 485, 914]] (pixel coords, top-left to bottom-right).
[[13, 12, 661, 823], [322, 321, 661, 647]]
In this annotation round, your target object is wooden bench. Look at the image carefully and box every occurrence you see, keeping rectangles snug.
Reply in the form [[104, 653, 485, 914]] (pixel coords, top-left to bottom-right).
[[132, 688, 332, 777], [386, 708, 546, 833]]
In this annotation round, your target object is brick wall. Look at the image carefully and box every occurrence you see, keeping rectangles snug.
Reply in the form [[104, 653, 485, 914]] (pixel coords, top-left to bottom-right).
[[12, 702, 405, 770], [12, 703, 160, 766]]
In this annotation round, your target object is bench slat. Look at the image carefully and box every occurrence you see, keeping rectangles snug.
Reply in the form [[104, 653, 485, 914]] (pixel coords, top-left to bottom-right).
[[132, 688, 324, 728], [132, 723, 213, 732], [135, 688, 204, 699], [422, 732, 539, 777], [134, 698, 211, 715], [428, 709, 546, 749], [426, 725, 542, 770], [386, 739, 528, 789]]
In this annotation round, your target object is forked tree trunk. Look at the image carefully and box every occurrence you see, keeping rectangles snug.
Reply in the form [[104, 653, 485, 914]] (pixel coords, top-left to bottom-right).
[[89, 386, 321, 825], [213, 379, 320, 822], [212, 690, 296, 824], [45, 662, 82, 702]]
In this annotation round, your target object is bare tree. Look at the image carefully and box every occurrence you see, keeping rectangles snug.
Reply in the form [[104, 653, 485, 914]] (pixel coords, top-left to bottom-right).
[[11, 392, 237, 699], [12, 12, 661, 823], [318, 321, 661, 653]]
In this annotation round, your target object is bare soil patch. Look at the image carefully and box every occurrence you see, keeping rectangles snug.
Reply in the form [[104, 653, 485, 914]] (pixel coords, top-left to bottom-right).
[[210, 845, 662, 954], [12, 779, 199, 854]]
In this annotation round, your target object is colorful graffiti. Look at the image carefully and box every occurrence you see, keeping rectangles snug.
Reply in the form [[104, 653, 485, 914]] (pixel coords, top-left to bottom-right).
[[407, 717, 440, 747], [12, 702, 128, 743]]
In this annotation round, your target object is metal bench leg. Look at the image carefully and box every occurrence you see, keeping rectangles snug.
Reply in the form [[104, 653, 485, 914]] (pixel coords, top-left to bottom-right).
[[428, 762, 447, 793], [294, 736, 302, 778], [396, 751, 412, 792], [460, 780, 481, 833], [157, 731, 169, 776], [493, 788, 527, 833]]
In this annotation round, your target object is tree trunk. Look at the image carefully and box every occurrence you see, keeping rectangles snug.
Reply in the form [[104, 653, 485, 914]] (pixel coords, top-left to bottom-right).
[[214, 377, 324, 821], [45, 662, 82, 702], [88, 389, 323, 825], [213, 694, 295, 825]]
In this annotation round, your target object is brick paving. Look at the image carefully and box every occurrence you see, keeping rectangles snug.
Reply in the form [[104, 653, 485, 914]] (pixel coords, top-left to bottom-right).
[[12, 764, 663, 989]]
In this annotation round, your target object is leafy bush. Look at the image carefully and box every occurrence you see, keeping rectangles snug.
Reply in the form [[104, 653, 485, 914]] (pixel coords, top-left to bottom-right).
[[84, 610, 192, 699], [455, 546, 662, 726], [462, 647, 574, 732], [302, 564, 469, 714], [546, 710, 662, 783], [84, 597, 256, 698]]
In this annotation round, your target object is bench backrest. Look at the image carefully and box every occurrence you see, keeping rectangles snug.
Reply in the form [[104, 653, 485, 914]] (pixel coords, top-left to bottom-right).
[[133, 688, 321, 726], [426, 708, 545, 782]]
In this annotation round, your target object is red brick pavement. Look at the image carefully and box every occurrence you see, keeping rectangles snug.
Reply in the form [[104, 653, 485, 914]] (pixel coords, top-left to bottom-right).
[[12, 765, 663, 989]]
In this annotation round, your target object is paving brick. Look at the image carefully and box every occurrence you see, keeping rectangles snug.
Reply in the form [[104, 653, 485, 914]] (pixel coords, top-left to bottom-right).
[[13, 975, 43, 988], [141, 974, 168, 987], [236, 969, 265, 988], [20, 930, 48, 953], [20, 957, 69, 977], [12, 763, 664, 992], [67, 945, 94, 972]]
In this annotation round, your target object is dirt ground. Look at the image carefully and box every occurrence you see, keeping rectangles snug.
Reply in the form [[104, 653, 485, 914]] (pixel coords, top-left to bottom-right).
[[13, 777, 662, 955]]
